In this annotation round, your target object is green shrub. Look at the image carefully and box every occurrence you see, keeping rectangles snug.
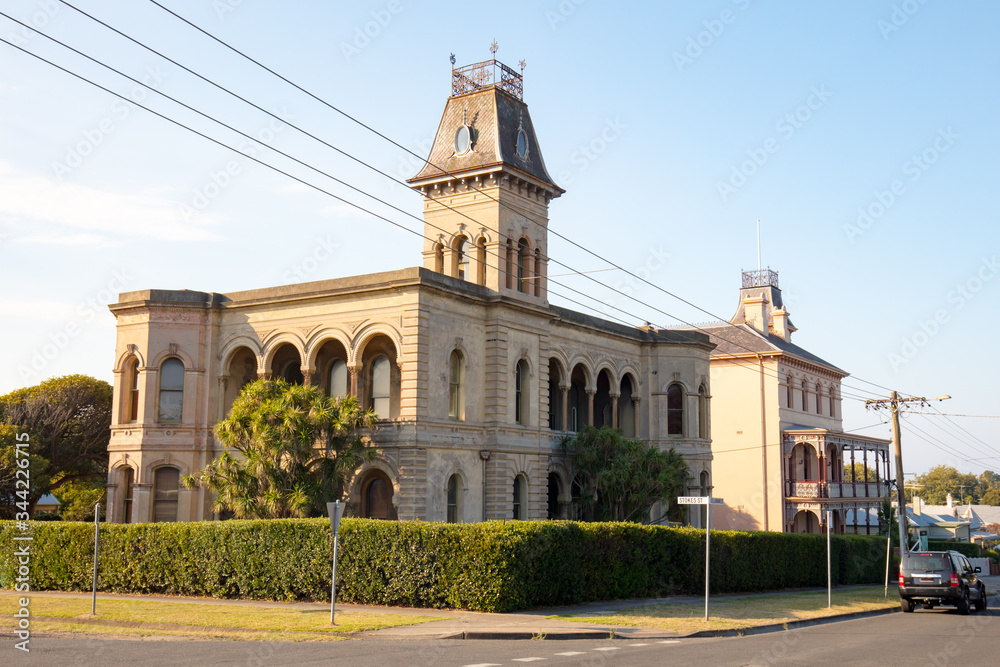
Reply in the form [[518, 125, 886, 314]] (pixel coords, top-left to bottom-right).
[[927, 540, 981, 558], [0, 520, 887, 612]]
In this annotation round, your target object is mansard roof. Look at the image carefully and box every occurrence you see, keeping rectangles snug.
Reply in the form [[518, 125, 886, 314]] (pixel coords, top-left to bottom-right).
[[408, 86, 562, 194]]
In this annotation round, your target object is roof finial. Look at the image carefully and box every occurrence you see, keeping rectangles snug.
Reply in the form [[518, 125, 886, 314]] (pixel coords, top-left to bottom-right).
[[519, 59, 526, 73], [449, 52, 456, 66], [490, 40, 499, 56]]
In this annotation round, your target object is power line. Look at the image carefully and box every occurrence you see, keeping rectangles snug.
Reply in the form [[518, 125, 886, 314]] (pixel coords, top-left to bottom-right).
[[136, 0, 907, 403], [6, 7, 899, 417]]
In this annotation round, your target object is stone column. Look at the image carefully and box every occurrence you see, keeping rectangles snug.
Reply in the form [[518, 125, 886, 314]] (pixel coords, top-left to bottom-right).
[[631, 396, 641, 438], [348, 363, 362, 398], [217, 375, 229, 421], [609, 392, 620, 429], [559, 383, 570, 431], [302, 370, 313, 386], [585, 389, 595, 427]]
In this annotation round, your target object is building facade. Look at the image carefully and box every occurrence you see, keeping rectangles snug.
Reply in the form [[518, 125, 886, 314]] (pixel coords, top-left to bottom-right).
[[104, 59, 714, 525], [704, 270, 890, 534]]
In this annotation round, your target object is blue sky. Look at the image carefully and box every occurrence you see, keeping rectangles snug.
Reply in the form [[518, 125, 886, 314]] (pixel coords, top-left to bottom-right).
[[1, 0, 997, 477]]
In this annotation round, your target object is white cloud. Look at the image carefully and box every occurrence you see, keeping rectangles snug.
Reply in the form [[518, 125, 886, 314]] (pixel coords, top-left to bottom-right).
[[0, 161, 226, 242]]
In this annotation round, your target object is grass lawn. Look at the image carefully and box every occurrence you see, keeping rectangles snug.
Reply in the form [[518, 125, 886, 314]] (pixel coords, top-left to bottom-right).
[[549, 588, 897, 635], [0, 595, 447, 642]]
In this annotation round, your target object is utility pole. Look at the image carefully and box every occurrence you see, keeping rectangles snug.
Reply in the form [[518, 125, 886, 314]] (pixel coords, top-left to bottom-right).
[[865, 392, 950, 555]]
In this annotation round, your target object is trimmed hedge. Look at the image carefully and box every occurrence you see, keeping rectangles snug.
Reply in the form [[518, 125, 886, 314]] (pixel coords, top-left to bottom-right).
[[0, 520, 887, 612]]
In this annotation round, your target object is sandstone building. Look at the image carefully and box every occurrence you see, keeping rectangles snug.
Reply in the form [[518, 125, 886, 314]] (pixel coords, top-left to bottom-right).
[[704, 270, 890, 534], [105, 59, 714, 524]]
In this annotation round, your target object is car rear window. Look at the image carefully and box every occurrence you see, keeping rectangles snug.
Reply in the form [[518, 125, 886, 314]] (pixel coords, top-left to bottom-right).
[[904, 554, 949, 571]]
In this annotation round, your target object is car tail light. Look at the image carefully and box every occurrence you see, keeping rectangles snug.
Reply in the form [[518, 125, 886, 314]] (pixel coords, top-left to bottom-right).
[[899, 574, 905, 586], [950, 574, 959, 587]]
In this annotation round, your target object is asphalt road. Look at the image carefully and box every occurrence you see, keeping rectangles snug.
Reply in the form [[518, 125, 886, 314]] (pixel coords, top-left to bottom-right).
[[3, 606, 996, 666]]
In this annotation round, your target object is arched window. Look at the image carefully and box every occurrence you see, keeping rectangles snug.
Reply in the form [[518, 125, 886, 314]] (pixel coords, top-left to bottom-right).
[[829, 390, 836, 417], [449, 350, 464, 420], [666, 383, 684, 436], [514, 360, 528, 425], [446, 474, 461, 523], [801, 381, 808, 413], [121, 467, 134, 524], [158, 358, 184, 423], [816, 383, 823, 415], [698, 384, 709, 439], [533, 248, 542, 298], [454, 236, 469, 280], [618, 375, 636, 438], [786, 375, 793, 409], [547, 472, 562, 519], [125, 358, 140, 423], [281, 360, 304, 385], [363, 472, 392, 519], [548, 359, 562, 431], [370, 355, 391, 418], [505, 239, 514, 289], [476, 236, 487, 286], [329, 359, 348, 399], [434, 243, 444, 274], [516, 239, 529, 293], [153, 467, 179, 522], [513, 474, 527, 520]]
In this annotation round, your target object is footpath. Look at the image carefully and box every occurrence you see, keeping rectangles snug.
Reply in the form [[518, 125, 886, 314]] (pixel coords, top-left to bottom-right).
[[6, 575, 997, 642]]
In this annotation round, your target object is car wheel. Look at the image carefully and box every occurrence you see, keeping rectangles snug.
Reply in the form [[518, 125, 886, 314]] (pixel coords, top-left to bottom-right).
[[901, 597, 915, 613], [956, 588, 970, 615], [974, 586, 987, 612]]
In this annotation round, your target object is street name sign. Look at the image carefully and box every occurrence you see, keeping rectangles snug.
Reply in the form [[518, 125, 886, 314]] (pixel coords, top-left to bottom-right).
[[678, 496, 724, 505]]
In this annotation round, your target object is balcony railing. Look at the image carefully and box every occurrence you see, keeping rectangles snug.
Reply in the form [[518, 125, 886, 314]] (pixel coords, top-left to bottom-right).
[[785, 480, 889, 499]]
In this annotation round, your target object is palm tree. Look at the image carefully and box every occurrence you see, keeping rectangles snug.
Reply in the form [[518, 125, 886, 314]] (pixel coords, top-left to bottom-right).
[[185, 379, 376, 519]]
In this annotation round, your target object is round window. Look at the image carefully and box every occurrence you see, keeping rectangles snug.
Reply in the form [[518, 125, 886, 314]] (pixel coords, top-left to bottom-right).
[[455, 125, 471, 155]]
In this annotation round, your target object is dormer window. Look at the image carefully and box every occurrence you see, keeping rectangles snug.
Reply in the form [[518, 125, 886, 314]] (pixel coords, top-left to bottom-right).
[[455, 125, 471, 155], [516, 129, 528, 159]]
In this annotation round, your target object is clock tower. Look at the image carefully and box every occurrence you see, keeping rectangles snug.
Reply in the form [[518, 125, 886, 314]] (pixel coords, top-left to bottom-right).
[[408, 56, 563, 301]]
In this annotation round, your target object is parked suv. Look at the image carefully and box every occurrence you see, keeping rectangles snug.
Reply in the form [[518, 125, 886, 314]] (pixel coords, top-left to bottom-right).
[[899, 550, 987, 614]]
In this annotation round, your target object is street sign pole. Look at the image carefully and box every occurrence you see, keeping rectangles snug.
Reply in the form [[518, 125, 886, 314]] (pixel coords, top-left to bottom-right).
[[92, 502, 100, 615], [705, 499, 711, 621], [678, 496, 722, 622], [827, 509, 832, 609], [327, 501, 345, 625]]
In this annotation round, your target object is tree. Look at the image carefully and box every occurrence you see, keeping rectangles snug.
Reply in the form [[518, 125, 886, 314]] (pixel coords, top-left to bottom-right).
[[0, 375, 112, 514], [563, 426, 690, 523], [910, 465, 983, 505], [843, 462, 881, 483], [54, 477, 107, 521], [981, 488, 1000, 507], [185, 379, 377, 519], [877, 495, 899, 547]]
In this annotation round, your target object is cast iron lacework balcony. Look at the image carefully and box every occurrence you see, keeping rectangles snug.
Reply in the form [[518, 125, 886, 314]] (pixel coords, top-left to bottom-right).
[[785, 480, 890, 499]]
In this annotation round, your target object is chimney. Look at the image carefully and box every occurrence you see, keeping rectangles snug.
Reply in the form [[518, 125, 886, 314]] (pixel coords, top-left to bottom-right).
[[947, 492, 953, 510], [772, 307, 792, 342], [742, 295, 767, 334], [912, 496, 922, 515]]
